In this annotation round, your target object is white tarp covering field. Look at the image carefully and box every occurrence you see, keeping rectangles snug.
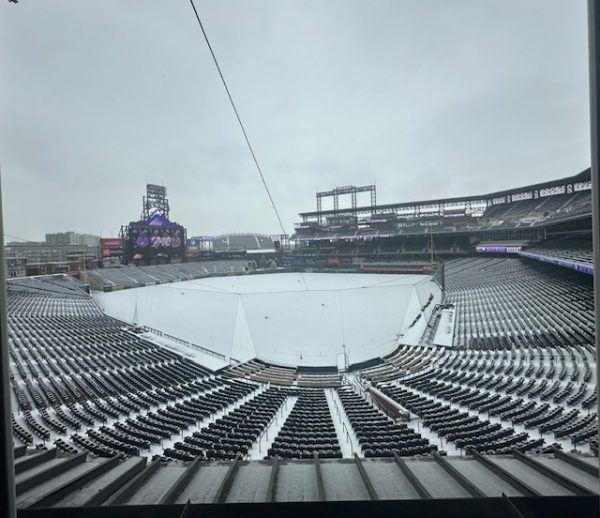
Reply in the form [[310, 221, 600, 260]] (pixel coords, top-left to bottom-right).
[[94, 272, 441, 367]]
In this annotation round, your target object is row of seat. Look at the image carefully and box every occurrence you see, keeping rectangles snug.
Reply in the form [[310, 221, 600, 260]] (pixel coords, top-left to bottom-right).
[[268, 389, 342, 459], [337, 386, 431, 457], [380, 384, 544, 454], [167, 387, 289, 461]]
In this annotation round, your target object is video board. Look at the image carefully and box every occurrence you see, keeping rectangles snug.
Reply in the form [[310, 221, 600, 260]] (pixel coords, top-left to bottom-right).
[[122, 211, 186, 263], [128, 226, 184, 261]]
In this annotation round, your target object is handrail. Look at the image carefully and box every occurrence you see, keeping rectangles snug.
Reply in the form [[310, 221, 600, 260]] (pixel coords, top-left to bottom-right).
[[141, 325, 227, 361], [518, 250, 593, 274]]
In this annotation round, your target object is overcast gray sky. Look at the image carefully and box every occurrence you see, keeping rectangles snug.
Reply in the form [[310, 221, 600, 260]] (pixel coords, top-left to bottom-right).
[[0, 0, 591, 240]]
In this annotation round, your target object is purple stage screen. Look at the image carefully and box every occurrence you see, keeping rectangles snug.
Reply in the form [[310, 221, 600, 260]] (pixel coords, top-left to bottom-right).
[[126, 212, 185, 262], [133, 228, 182, 249]]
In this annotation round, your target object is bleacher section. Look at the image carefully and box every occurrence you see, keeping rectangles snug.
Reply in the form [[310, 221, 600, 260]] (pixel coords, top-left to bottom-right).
[[213, 233, 275, 252], [359, 345, 440, 383], [6, 254, 599, 509], [7, 277, 349, 467], [337, 386, 431, 457], [295, 184, 591, 244], [267, 389, 342, 459], [355, 256, 596, 456], [86, 259, 248, 291], [297, 235, 472, 262], [293, 172, 594, 282], [444, 257, 594, 349], [480, 193, 578, 223], [224, 360, 342, 388], [522, 234, 593, 268], [374, 340, 596, 454]]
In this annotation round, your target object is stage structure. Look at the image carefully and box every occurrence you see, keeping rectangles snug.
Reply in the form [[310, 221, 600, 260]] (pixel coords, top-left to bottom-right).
[[120, 184, 187, 265]]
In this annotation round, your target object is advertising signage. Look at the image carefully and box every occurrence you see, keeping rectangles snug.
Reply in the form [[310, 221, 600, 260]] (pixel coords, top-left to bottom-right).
[[100, 238, 123, 258]]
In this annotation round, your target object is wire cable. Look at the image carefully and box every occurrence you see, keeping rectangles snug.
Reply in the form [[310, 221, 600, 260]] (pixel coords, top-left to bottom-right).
[[187, 0, 309, 292], [187, 0, 287, 238]]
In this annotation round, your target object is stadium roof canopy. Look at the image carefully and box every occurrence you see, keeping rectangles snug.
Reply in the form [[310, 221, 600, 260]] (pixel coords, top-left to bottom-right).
[[299, 169, 591, 218]]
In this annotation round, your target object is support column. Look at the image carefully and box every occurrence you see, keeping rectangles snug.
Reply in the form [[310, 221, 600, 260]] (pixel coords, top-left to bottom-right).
[[588, 0, 600, 478], [0, 169, 16, 518]]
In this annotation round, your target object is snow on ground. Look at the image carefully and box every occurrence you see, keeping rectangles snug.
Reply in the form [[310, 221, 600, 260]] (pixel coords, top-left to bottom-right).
[[247, 395, 298, 460], [94, 272, 440, 367], [326, 388, 362, 457]]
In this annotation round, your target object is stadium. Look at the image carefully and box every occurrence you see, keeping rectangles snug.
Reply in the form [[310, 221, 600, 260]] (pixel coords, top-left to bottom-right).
[[6, 168, 598, 516]]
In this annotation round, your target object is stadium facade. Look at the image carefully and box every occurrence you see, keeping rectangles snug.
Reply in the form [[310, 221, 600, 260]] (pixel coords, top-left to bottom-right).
[[293, 168, 592, 273]]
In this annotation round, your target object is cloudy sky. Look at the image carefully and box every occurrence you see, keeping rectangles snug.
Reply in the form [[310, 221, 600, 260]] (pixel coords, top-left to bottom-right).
[[0, 0, 591, 240]]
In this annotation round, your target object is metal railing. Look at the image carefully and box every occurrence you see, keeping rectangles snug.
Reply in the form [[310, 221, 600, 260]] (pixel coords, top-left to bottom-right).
[[141, 325, 227, 361]]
